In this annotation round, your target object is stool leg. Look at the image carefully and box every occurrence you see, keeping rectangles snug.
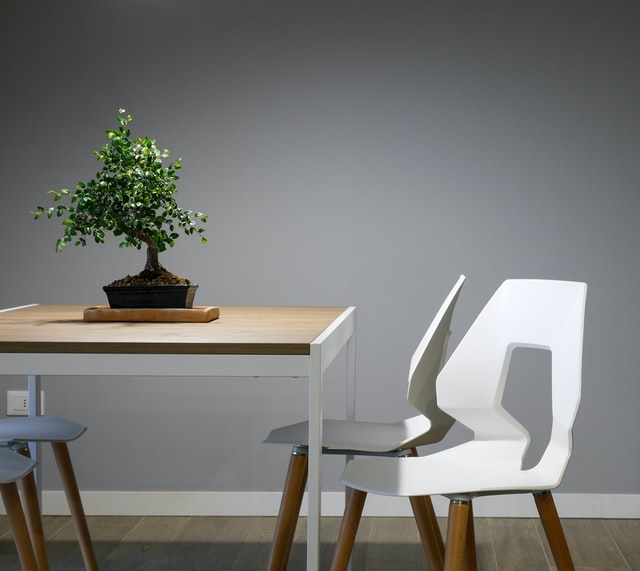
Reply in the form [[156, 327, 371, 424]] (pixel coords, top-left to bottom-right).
[[329, 487, 367, 571], [17, 467, 51, 571], [51, 442, 99, 571], [267, 450, 308, 571], [1, 482, 39, 571], [534, 490, 575, 571], [444, 499, 470, 571]]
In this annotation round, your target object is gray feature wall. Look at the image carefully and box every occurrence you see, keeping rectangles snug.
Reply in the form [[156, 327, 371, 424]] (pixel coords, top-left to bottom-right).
[[1, 1, 638, 496]]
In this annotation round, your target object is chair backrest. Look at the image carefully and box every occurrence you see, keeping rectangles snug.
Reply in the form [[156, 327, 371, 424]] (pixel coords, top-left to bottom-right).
[[436, 279, 587, 485], [406, 274, 466, 442]]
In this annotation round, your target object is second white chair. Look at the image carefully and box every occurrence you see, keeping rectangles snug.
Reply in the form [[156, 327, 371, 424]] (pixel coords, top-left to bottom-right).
[[332, 279, 587, 570]]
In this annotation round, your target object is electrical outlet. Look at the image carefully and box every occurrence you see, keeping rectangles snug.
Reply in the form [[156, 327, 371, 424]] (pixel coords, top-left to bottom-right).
[[6, 390, 45, 416]]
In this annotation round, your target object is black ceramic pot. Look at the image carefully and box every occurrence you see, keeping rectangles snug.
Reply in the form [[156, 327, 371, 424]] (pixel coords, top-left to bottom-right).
[[103, 284, 198, 309]]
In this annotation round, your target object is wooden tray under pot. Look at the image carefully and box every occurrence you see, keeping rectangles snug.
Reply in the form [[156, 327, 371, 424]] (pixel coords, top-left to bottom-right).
[[83, 306, 220, 323]]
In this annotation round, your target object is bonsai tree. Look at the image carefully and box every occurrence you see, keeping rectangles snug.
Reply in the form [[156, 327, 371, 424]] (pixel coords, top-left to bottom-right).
[[32, 109, 207, 286]]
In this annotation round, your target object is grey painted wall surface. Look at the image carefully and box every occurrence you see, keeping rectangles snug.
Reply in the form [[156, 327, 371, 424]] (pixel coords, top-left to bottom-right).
[[1, 1, 638, 494]]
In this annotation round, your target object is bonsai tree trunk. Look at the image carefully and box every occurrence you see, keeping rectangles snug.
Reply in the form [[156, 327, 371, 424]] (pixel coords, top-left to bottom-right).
[[143, 238, 162, 273], [106, 228, 193, 288]]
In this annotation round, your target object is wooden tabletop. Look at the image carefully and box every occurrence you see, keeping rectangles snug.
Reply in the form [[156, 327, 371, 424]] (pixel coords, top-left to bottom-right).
[[0, 305, 347, 355]]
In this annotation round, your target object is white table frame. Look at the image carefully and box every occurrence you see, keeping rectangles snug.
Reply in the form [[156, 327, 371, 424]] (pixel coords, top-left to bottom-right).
[[0, 305, 357, 571]]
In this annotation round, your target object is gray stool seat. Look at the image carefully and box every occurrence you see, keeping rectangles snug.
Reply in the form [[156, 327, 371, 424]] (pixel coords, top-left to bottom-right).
[[0, 447, 35, 482], [0, 416, 86, 444]]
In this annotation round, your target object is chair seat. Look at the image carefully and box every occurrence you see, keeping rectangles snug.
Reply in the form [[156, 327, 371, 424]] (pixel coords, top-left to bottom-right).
[[0, 448, 35, 483], [340, 439, 561, 497], [0, 416, 86, 444], [264, 414, 434, 453]]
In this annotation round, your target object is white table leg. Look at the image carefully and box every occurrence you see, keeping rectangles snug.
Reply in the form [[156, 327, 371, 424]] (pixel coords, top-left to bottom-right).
[[307, 307, 356, 570], [27, 375, 43, 502], [307, 346, 323, 571], [345, 330, 357, 571], [346, 326, 356, 421]]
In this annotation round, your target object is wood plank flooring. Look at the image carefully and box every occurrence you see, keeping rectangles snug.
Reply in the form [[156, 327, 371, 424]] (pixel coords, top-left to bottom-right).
[[0, 515, 638, 570]]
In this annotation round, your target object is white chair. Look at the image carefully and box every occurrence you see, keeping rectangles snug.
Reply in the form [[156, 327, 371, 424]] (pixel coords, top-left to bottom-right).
[[0, 448, 39, 570], [0, 416, 98, 571], [264, 275, 466, 570], [332, 279, 587, 571]]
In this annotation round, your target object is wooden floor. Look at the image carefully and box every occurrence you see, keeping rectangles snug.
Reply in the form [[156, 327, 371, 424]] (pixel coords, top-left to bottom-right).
[[0, 515, 638, 570]]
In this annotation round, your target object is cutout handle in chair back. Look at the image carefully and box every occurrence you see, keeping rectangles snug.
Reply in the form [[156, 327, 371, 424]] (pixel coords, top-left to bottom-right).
[[406, 274, 465, 442], [436, 279, 587, 486]]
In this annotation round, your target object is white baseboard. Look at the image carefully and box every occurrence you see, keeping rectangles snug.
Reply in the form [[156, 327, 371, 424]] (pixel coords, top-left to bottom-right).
[[37, 491, 640, 519]]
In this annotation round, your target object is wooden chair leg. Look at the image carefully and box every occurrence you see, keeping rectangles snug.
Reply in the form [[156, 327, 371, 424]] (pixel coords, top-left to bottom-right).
[[462, 499, 477, 571], [410, 496, 444, 571], [1, 482, 39, 571], [17, 467, 51, 571], [534, 490, 575, 571], [329, 487, 367, 571], [444, 499, 470, 571], [423, 495, 445, 559], [267, 450, 308, 571], [408, 448, 445, 564], [51, 442, 99, 571]]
